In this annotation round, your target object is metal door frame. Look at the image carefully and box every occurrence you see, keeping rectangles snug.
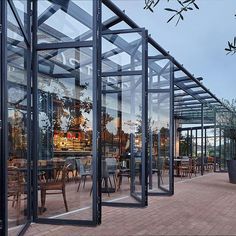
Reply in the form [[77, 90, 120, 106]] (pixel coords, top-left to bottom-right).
[[101, 28, 148, 208]]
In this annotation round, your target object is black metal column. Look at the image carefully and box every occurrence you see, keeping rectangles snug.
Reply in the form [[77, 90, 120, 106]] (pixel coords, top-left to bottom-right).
[[219, 126, 222, 170], [190, 128, 193, 158], [0, 1, 8, 235], [204, 128, 207, 157], [213, 110, 217, 172], [201, 104, 204, 175], [93, 0, 102, 225], [169, 58, 175, 195], [142, 29, 148, 206]]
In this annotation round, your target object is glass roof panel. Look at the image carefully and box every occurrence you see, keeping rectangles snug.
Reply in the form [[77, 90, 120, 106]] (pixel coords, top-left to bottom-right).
[[38, 0, 93, 43]]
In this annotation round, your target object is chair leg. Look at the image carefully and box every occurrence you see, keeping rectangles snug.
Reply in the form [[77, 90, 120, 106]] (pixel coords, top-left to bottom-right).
[[108, 176, 113, 189], [83, 176, 87, 189], [159, 171, 164, 184], [62, 187, 68, 212], [12, 195, 16, 207], [104, 177, 110, 197], [40, 189, 46, 214], [16, 192, 21, 225], [90, 184, 93, 196], [77, 176, 83, 192]]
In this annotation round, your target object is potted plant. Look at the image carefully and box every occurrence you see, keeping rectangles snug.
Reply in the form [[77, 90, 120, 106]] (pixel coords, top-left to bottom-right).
[[227, 159, 236, 184], [220, 99, 236, 183]]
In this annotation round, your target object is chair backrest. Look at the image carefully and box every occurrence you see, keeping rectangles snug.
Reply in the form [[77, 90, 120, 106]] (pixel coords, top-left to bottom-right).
[[102, 160, 109, 178], [12, 158, 27, 168], [38, 160, 47, 167], [61, 164, 71, 185], [75, 159, 87, 175], [204, 156, 208, 164], [65, 157, 76, 170], [181, 159, 190, 167], [208, 156, 214, 163], [105, 158, 117, 173], [8, 166, 22, 194]]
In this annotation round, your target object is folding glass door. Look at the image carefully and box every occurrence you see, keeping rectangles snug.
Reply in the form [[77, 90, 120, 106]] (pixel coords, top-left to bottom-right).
[[147, 53, 174, 195], [32, 0, 101, 226], [1, 0, 31, 235], [101, 28, 148, 207]]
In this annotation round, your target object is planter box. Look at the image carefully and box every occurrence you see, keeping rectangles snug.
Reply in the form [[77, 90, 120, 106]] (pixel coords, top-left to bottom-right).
[[227, 160, 236, 184]]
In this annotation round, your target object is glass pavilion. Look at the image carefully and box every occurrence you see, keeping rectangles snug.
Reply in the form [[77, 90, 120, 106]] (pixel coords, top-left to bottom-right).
[[0, 0, 235, 235]]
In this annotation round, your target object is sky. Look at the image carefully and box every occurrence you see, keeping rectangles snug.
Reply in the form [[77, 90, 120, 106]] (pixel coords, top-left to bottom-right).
[[112, 0, 236, 101]]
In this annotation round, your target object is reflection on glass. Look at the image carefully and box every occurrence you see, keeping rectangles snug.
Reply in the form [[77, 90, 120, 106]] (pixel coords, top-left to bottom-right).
[[37, 47, 93, 221], [101, 75, 143, 203], [7, 2, 29, 233]]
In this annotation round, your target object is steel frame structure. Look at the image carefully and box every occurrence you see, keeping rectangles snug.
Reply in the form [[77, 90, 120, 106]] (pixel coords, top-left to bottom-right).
[[1, 0, 236, 235]]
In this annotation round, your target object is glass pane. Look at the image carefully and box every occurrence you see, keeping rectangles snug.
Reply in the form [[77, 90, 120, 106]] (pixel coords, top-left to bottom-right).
[[102, 32, 143, 73], [37, 47, 93, 221], [101, 75, 143, 204], [12, 0, 28, 32], [7, 2, 25, 48], [38, 0, 93, 44], [7, 2, 29, 234], [148, 58, 171, 194]]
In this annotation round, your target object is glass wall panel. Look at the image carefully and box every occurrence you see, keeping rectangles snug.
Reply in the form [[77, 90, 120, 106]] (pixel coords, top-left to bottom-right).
[[37, 47, 93, 221], [148, 57, 171, 194], [7, 1, 30, 235]]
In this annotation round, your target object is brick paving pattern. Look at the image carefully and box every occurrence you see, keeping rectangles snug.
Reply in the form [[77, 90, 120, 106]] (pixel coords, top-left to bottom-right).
[[21, 173, 236, 235]]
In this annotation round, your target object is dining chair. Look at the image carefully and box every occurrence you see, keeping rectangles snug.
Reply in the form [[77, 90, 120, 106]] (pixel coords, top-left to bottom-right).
[[76, 158, 92, 192], [39, 163, 70, 214], [105, 158, 118, 191], [152, 159, 164, 184], [12, 158, 27, 168], [101, 160, 113, 196], [179, 159, 193, 179], [117, 160, 131, 191], [65, 157, 76, 182], [8, 166, 24, 225]]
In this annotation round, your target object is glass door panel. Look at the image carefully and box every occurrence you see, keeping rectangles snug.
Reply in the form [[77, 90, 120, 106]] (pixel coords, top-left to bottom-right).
[[33, 0, 100, 226], [7, 1, 31, 235], [101, 29, 147, 206], [148, 56, 173, 195], [36, 47, 94, 222]]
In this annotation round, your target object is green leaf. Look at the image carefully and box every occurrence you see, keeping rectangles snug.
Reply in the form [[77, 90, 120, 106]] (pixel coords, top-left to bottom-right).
[[167, 15, 176, 23], [177, 0, 184, 7], [180, 13, 184, 20], [225, 48, 232, 52], [187, 7, 193, 10], [153, 0, 160, 7], [165, 8, 178, 12], [176, 15, 181, 26], [183, 0, 192, 3], [193, 3, 199, 9]]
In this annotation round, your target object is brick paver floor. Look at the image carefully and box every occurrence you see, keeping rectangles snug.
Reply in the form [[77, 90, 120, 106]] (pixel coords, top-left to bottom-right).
[[18, 173, 236, 235]]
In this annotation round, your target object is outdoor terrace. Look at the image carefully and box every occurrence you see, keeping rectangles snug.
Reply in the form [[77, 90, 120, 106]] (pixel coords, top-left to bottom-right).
[[9, 172, 236, 236]]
